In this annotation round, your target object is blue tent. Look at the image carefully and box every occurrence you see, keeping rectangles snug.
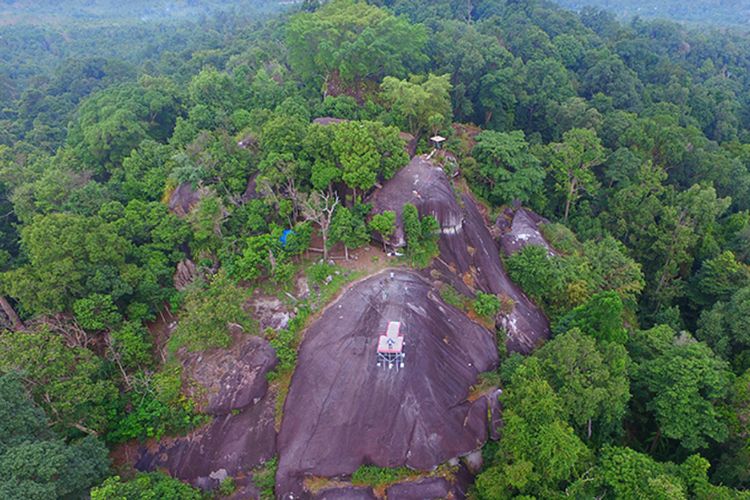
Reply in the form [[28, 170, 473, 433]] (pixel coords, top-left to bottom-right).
[[280, 229, 295, 247]]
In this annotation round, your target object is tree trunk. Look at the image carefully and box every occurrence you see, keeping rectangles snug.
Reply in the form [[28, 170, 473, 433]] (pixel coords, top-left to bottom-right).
[[344, 245, 349, 261], [0, 296, 24, 331], [269, 249, 277, 271], [322, 234, 328, 261], [564, 177, 577, 222], [73, 422, 99, 436]]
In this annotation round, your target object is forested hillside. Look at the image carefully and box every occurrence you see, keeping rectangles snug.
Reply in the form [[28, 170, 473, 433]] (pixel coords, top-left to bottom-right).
[[0, 0, 288, 24], [3, 0, 750, 497], [552, 0, 750, 27]]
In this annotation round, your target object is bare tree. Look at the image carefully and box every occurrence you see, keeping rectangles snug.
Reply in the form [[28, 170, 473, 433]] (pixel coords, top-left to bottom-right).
[[301, 191, 340, 261]]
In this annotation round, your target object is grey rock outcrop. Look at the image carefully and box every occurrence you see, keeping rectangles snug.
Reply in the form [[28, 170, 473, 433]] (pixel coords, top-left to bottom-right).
[[368, 156, 550, 354], [135, 335, 278, 491], [168, 182, 206, 217], [275, 270, 497, 498], [498, 208, 557, 257]]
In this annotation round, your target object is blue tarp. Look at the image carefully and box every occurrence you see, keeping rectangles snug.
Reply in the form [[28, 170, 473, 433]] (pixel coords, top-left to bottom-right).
[[280, 229, 295, 246]]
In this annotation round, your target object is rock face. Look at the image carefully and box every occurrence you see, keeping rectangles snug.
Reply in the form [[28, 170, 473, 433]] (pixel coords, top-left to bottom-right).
[[313, 487, 377, 499], [182, 335, 278, 415], [275, 270, 497, 498], [385, 477, 452, 500], [369, 156, 550, 354], [174, 259, 198, 291], [247, 293, 293, 332], [135, 335, 278, 492], [168, 182, 206, 217], [498, 208, 557, 257]]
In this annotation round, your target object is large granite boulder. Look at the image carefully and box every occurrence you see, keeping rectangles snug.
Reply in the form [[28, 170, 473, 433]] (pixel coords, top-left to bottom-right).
[[135, 335, 278, 492], [498, 208, 557, 257], [368, 156, 550, 354], [275, 270, 497, 498], [313, 486, 377, 499], [385, 477, 451, 500]]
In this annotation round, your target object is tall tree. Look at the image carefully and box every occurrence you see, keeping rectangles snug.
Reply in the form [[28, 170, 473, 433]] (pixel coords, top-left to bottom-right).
[[380, 73, 453, 137], [547, 128, 606, 222], [286, 0, 428, 90]]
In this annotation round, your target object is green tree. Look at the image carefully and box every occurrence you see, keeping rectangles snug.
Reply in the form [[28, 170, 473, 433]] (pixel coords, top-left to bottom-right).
[[629, 325, 734, 451], [369, 210, 396, 251], [697, 286, 750, 363], [475, 359, 590, 499], [380, 73, 452, 137], [2, 212, 129, 314], [0, 329, 118, 435], [329, 120, 407, 197], [594, 446, 747, 499], [536, 329, 630, 441], [547, 128, 606, 222], [168, 272, 254, 354], [73, 293, 122, 331], [0, 373, 110, 500], [329, 205, 370, 260], [91, 472, 202, 500], [471, 130, 546, 210], [286, 0, 428, 88], [554, 291, 628, 344], [402, 203, 439, 268], [689, 251, 750, 309]]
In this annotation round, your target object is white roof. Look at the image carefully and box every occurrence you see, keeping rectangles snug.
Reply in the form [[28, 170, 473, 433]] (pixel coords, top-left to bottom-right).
[[377, 335, 404, 353], [386, 321, 401, 338], [430, 135, 447, 142], [377, 321, 403, 353]]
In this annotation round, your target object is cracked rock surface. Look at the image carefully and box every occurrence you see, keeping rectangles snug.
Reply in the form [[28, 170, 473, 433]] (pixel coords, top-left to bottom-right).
[[275, 270, 497, 498]]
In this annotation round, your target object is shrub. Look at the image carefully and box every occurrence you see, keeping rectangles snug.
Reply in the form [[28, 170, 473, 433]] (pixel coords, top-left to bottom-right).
[[403, 203, 439, 268], [168, 272, 254, 355], [440, 284, 469, 310], [351, 465, 412, 487], [253, 457, 278, 500], [219, 477, 236, 496], [473, 292, 501, 319]]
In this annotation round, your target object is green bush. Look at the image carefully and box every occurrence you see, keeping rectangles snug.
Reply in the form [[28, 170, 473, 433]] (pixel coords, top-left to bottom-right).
[[307, 262, 337, 285], [219, 477, 236, 496], [91, 472, 203, 500], [267, 308, 311, 380], [403, 203, 440, 268], [473, 292, 501, 319], [351, 465, 412, 487], [440, 284, 469, 310], [253, 457, 278, 500], [107, 366, 207, 443], [167, 272, 255, 355]]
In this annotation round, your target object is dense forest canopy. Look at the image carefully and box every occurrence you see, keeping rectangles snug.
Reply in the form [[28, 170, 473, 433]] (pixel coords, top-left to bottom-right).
[[4, 0, 750, 497], [0, 0, 290, 24], [552, 0, 750, 27]]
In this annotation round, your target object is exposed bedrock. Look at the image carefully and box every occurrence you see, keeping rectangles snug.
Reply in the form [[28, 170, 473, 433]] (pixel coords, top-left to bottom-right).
[[498, 207, 557, 257], [135, 335, 278, 492], [275, 270, 498, 499], [368, 156, 550, 354]]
